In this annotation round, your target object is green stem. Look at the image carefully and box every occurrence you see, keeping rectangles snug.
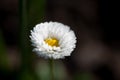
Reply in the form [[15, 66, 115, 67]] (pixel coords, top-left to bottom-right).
[[19, 0, 32, 69], [49, 59, 54, 80]]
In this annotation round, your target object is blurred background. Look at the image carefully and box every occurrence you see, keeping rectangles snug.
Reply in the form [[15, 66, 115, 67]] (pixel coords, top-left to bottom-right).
[[0, 0, 120, 80]]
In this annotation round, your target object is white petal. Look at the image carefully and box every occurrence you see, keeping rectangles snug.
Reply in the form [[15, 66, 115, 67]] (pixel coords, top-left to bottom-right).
[[30, 22, 77, 59]]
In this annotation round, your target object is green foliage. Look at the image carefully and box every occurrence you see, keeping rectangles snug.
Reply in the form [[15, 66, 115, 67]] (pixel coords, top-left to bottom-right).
[[28, 0, 46, 27], [19, 69, 36, 80], [35, 60, 67, 80], [74, 73, 92, 80], [0, 31, 9, 70], [19, 0, 45, 80]]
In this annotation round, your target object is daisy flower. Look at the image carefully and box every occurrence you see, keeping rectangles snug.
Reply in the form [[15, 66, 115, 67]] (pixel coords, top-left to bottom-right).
[[30, 22, 76, 59]]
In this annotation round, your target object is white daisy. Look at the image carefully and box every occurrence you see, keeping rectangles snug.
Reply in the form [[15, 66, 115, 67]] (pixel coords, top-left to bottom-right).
[[30, 22, 76, 59]]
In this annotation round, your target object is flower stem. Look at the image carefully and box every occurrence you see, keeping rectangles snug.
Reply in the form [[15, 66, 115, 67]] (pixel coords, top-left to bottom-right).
[[49, 59, 54, 80]]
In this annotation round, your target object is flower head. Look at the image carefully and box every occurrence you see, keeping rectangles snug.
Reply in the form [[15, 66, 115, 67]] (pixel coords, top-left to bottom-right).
[[30, 22, 76, 59]]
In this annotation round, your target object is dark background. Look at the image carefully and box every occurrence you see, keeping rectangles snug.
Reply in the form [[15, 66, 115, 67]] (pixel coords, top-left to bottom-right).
[[0, 0, 120, 80]]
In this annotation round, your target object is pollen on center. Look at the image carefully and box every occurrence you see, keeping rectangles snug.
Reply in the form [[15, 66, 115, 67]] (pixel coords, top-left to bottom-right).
[[44, 37, 59, 47]]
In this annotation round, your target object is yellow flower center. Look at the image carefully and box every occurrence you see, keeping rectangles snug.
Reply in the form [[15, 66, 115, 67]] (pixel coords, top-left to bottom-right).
[[44, 38, 59, 47]]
